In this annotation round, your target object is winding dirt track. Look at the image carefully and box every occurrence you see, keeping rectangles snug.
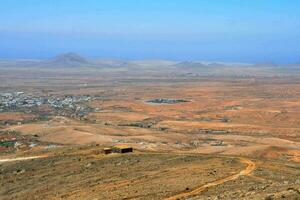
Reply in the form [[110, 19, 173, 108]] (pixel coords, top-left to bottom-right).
[[164, 157, 256, 200], [0, 156, 46, 163]]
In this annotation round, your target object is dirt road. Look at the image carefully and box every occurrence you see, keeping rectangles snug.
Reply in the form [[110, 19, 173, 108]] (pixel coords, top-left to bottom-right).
[[0, 156, 46, 163], [164, 157, 256, 200]]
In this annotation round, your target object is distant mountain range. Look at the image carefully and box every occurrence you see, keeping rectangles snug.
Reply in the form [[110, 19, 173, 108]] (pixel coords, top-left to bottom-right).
[[0, 53, 300, 72], [253, 62, 278, 68], [173, 61, 207, 69]]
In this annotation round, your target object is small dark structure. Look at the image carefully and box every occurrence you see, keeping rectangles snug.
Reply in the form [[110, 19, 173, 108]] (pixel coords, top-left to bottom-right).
[[103, 148, 112, 155], [113, 146, 133, 154]]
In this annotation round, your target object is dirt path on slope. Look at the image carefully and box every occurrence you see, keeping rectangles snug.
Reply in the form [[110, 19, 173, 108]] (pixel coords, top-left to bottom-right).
[[0, 155, 46, 163], [164, 157, 256, 200]]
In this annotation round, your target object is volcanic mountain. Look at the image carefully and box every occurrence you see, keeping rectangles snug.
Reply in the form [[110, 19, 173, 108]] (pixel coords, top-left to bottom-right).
[[45, 53, 90, 67]]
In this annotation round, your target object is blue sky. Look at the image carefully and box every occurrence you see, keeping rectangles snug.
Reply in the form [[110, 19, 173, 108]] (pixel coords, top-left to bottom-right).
[[0, 0, 300, 63]]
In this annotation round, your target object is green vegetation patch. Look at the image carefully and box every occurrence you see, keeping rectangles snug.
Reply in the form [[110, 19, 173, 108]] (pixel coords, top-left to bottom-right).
[[0, 141, 15, 147]]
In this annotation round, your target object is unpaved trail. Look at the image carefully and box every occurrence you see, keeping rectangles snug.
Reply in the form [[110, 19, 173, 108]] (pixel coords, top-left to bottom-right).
[[164, 157, 256, 200], [0, 155, 46, 163]]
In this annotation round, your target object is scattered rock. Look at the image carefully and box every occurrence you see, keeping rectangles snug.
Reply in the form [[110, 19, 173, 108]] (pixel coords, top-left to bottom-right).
[[85, 162, 93, 168], [13, 169, 26, 175], [248, 186, 255, 191], [265, 194, 274, 200]]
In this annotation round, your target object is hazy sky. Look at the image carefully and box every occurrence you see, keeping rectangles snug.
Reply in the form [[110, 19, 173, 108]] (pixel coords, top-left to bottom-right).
[[0, 0, 300, 63]]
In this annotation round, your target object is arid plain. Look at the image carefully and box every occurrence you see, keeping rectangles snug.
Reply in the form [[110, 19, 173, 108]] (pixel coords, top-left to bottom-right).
[[0, 58, 300, 199]]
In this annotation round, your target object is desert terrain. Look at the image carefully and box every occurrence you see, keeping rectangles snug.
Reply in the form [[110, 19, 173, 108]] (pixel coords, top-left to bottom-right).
[[0, 55, 300, 199]]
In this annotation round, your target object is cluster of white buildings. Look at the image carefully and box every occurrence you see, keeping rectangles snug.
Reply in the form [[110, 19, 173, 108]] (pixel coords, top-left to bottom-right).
[[0, 92, 95, 117]]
